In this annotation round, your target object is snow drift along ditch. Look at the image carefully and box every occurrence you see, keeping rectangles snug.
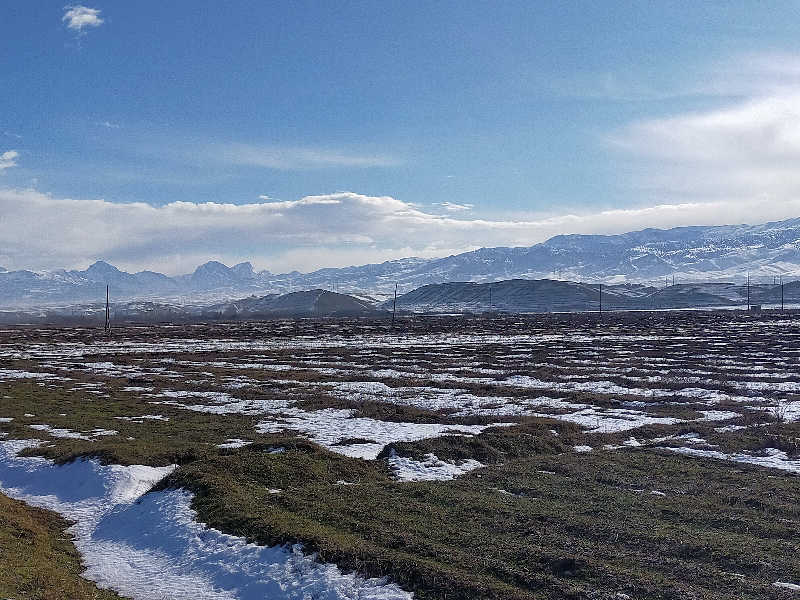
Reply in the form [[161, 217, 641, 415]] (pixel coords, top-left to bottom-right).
[[0, 439, 412, 600]]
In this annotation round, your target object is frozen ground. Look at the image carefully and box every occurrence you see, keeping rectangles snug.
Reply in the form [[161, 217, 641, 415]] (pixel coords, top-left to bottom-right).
[[2, 316, 799, 462], [1, 314, 799, 598]]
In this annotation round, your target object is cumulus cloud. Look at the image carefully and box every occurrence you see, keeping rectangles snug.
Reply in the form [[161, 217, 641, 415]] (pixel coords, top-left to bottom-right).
[[3, 188, 800, 275], [0, 151, 19, 172], [62, 5, 104, 32]]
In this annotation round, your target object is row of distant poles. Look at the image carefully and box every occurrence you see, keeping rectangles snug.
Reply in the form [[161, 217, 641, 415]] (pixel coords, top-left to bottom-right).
[[597, 273, 787, 316]]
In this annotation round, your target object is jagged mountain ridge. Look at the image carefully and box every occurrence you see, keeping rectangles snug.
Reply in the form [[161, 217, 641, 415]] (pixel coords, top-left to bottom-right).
[[3, 216, 800, 307]]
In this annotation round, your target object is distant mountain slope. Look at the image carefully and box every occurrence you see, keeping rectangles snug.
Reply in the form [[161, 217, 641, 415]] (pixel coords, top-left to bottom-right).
[[4, 279, 800, 325], [3, 216, 800, 306], [203, 290, 383, 319], [388, 279, 800, 313]]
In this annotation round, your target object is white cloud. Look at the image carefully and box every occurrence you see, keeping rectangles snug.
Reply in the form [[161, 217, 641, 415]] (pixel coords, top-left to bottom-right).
[[608, 53, 800, 207], [0, 151, 19, 172], [62, 5, 104, 32], [216, 143, 401, 170], [438, 202, 473, 212], [3, 188, 800, 275], [96, 120, 120, 129]]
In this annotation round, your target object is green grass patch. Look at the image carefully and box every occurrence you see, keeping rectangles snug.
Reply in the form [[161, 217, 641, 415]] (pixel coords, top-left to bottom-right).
[[0, 492, 127, 600]]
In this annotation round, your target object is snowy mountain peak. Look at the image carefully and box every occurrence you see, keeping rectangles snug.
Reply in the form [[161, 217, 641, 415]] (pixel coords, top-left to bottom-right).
[[232, 262, 256, 278], [83, 260, 125, 282]]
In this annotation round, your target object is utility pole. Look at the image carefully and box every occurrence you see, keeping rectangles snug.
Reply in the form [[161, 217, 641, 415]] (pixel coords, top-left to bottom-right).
[[488, 283, 492, 312], [781, 275, 785, 312], [391, 282, 398, 328], [672, 274, 675, 287], [104, 285, 111, 334], [746, 273, 751, 311], [599, 283, 602, 318]]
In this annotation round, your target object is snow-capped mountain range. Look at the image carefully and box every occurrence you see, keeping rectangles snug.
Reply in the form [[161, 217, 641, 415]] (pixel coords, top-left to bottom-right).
[[3, 216, 800, 307]]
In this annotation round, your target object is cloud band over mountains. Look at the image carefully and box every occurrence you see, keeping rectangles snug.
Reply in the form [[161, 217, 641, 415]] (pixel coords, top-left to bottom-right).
[[4, 188, 800, 276]]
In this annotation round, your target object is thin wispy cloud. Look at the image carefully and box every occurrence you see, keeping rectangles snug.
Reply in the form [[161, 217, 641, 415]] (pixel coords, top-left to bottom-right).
[[218, 143, 402, 170], [95, 120, 121, 129], [62, 5, 104, 33], [437, 202, 473, 212], [0, 151, 19, 172]]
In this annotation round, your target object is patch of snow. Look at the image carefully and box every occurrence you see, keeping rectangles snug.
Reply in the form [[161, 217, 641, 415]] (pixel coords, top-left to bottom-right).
[[573, 445, 593, 453], [216, 438, 253, 449], [91, 428, 118, 437], [257, 408, 506, 460], [29, 424, 92, 440], [0, 369, 67, 381], [0, 440, 413, 600], [539, 406, 680, 433], [773, 581, 800, 591], [0, 417, 13, 423], [696, 410, 740, 421], [387, 450, 483, 481], [663, 446, 800, 474], [714, 424, 748, 433]]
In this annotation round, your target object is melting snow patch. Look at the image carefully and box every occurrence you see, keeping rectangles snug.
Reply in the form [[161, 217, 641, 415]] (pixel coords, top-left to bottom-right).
[[774, 582, 800, 591], [0, 417, 12, 423], [541, 406, 680, 433], [387, 450, 483, 482], [714, 424, 748, 433], [257, 408, 506, 460], [663, 446, 800, 474], [697, 410, 740, 421], [217, 438, 253, 449], [91, 429, 118, 437], [573, 445, 593, 453], [0, 440, 413, 600], [29, 424, 92, 440], [0, 369, 67, 381]]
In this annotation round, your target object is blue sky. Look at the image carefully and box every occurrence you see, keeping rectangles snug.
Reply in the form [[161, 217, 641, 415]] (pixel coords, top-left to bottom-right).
[[4, 2, 800, 273]]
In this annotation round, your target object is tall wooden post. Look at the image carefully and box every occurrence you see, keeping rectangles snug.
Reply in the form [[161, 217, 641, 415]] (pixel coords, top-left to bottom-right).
[[599, 283, 602, 317], [391, 282, 398, 328], [746, 273, 751, 311], [781, 275, 784, 312], [104, 285, 111, 333]]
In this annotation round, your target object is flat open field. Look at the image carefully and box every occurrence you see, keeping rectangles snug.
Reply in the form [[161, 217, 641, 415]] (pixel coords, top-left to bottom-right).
[[0, 312, 799, 599]]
